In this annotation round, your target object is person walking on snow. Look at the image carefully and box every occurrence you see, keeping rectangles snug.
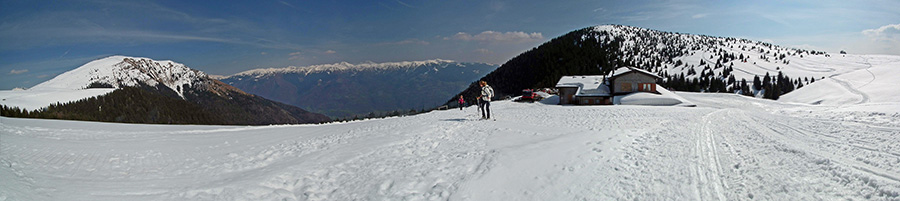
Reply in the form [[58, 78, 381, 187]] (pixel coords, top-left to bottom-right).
[[457, 95, 466, 110], [477, 81, 494, 119]]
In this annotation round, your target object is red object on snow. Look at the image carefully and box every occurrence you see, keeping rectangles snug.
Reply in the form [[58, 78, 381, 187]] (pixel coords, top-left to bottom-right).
[[521, 89, 536, 100]]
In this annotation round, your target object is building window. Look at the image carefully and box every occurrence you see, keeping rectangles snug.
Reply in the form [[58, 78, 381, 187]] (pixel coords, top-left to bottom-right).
[[640, 83, 654, 91]]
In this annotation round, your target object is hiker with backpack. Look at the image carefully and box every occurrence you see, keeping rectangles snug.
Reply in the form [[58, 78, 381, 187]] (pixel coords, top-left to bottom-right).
[[477, 81, 494, 119]]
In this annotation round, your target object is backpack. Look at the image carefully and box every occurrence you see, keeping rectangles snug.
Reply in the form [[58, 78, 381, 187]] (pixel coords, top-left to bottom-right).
[[482, 85, 494, 101]]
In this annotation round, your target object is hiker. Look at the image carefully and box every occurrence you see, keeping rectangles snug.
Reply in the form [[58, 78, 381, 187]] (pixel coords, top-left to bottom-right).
[[477, 81, 494, 119], [458, 95, 466, 110]]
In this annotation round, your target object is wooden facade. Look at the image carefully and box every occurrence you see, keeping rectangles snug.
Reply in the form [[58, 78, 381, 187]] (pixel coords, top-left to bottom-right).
[[557, 87, 579, 105], [609, 68, 661, 95]]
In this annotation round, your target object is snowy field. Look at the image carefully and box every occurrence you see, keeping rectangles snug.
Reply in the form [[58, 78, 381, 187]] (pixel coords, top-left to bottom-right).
[[2, 53, 900, 200], [2, 91, 899, 200]]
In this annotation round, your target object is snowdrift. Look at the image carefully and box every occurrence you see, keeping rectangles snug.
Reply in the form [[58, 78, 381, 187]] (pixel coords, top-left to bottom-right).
[[614, 87, 696, 107]]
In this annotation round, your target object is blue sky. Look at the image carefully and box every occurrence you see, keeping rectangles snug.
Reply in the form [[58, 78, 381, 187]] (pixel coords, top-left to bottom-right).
[[1, 0, 898, 89]]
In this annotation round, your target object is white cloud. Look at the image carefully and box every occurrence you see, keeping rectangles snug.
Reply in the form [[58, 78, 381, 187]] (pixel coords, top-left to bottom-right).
[[396, 39, 430, 45], [395, 0, 414, 8], [0, 1, 306, 51], [691, 13, 708, 19], [379, 39, 430, 46], [450, 31, 543, 43], [278, 0, 296, 8], [475, 49, 492, 54], [288, 52, 302, 60], [862, 23, 900, 41], [858, 24, 900, 55], [758, 13, 792, 27], [9, 69, 29, 75], [488, 1, 506, 12], [324, 50, 337, 54]]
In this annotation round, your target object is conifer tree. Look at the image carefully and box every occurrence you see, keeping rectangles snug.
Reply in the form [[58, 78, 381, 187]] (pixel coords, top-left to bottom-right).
[[753, 76, 761, 91]]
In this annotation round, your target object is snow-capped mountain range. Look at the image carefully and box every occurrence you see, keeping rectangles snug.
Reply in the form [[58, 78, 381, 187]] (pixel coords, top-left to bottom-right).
[[33, 55, 205, 98], [220, 60, 498, 118], [231, 59, 467, 78]]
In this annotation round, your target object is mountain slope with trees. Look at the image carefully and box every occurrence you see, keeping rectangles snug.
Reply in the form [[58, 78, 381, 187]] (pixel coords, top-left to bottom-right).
[[1, 56, 330, 125], [447, 25, 834, 106]]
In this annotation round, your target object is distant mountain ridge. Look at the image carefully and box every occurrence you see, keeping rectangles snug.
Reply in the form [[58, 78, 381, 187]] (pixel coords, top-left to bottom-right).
[[221, 60, 498, 118], [231, 59, 461, 77], [2, 56, 330, 125]]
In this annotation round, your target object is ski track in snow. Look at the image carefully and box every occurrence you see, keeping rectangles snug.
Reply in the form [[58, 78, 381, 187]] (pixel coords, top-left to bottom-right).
[[857, 57, 877, 89], [815, 55, 875, 105], [2, 93, 900, 200], [830, 77, 870, 104], [694, 109, 728, 201]]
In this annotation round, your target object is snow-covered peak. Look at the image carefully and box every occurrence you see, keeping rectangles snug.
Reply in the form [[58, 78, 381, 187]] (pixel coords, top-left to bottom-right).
[[32, 55, 207, 98], [592, 24, 623, 33], [230, 59, 459, 78]]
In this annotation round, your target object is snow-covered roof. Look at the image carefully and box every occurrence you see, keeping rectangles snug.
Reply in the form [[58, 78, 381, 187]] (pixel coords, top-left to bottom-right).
[[577, 84, 610, 97], [555, 75, 610, 96], [610, 67, 662, 79]]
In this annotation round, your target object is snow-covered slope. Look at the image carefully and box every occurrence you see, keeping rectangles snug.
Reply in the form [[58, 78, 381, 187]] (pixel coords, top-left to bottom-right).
[[0, 88, 115, 111], [451, 24, 892, 106], [3, 92, 899, 200], [546, 25, 900, 106], [580, 25, 900, 99], [32, 55, 206, 98], [590, 24, 845, 82], [779, 54, 900, 105]]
